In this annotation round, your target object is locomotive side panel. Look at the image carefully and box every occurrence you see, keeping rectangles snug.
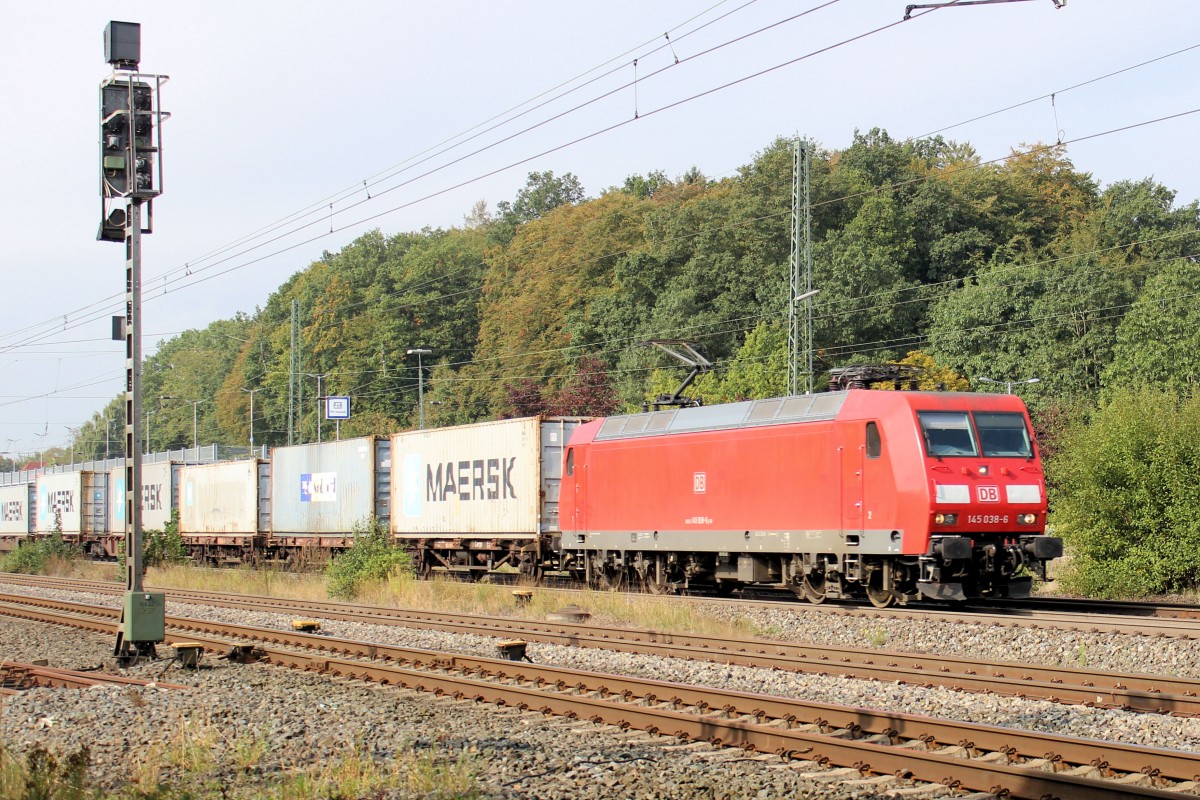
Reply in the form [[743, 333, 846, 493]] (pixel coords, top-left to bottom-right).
[[568, 421, 861, 554]]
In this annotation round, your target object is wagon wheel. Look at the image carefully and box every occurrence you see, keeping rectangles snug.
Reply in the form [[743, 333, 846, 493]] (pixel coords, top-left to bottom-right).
[[802, 571, 827, 605], [865, 569, 895, 609]]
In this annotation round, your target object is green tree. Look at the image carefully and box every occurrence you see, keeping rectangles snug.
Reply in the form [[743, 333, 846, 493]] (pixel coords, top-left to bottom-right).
[[1103, 260, 1200, 396], [1053, 388, 1200, 597]]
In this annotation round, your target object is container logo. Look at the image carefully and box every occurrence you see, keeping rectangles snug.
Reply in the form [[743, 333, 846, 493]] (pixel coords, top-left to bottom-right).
[[39, 489, 75, 515], [300, 472, 337, 503], [402, 454, 422, 518], [3, 501, 23, 522], [142, 483, 165, 511], [113, 476, 125, 521], [426, 458, 516, 503]]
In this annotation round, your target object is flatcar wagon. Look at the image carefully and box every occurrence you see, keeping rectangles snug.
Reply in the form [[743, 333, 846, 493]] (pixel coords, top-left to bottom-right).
[[178, 459, 269, 563], [559, 389, 1061, 606]]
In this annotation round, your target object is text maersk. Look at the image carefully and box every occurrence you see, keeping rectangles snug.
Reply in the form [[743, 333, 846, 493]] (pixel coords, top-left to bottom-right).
[[427, 458, 518, 502]]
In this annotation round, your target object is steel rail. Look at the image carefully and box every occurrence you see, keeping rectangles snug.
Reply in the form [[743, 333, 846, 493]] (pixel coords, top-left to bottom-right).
[[6, 572, 1200, 638], [0, 659, 186, 691], [0, 593, 1197, 798], [2, 575, 1198, 716]]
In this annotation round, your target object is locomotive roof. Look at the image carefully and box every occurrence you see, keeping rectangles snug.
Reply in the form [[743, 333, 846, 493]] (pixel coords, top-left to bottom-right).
[[592, 390, 1023, 441]]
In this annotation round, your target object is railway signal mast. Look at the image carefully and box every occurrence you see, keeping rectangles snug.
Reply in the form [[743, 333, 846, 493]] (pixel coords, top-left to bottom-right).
[[97, 21, 169, 663]]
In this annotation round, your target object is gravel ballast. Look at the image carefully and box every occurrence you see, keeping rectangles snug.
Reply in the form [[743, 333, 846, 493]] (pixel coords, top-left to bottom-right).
[[3, 580, 1199, 797]]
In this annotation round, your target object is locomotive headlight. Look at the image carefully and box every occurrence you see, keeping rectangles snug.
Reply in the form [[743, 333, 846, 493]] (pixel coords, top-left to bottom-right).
[[1017, 513, 1038, 525], [934, 513, 958, 525], [978, 465, 989, 476]]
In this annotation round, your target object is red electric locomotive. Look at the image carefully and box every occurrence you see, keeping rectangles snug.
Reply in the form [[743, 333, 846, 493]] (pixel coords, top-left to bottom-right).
[[559, 389, 1061, 606]]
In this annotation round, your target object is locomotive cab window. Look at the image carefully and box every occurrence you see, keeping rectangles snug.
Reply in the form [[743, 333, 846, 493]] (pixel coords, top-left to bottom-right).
[[565, 448, 575, 476], [865, 422, 881, 459], [917, 411, 978, 457], [973, 412, 1033, 458]]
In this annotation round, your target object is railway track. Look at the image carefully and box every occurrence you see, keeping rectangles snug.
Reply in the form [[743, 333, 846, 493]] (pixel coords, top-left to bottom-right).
[[7, 571, 1200, 639], [2, 592, 1200, 796], [3, 574, 1199, 718], [0, 659, 185, 694], [1, 591, 1197, 798]]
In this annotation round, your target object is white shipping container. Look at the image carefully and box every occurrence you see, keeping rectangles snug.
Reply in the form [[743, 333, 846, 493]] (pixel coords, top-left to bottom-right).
[[35, 472, 107, 535], [180, 461, 262, 534], [390, 417, 582, 537], [270, 437, 379, 534], [108, 461, 176, 534], [0, 484, 34, 535]]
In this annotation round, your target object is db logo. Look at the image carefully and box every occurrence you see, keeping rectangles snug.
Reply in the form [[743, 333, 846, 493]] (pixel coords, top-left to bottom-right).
[[977, 485, 1000, 503], [693, 472, 707, 494]]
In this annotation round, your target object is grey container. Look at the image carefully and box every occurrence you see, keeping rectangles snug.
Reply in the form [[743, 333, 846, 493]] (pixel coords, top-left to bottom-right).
[[269, 436, 389, 537]]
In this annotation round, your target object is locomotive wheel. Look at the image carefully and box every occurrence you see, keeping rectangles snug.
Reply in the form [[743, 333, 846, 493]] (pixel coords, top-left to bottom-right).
[[802, 572, 827, 604], [599, 567, 627, 591], [866, 571, 895, 609]]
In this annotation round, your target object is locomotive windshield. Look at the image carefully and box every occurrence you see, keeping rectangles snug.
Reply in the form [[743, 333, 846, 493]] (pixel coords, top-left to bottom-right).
[[918, 410, 1034, 458], [973, 412, 1034, 458], [918, 411, 977, 456]]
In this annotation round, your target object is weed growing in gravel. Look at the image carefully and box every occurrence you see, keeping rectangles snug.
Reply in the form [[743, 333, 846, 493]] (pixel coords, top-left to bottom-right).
[[258, 746, 481, 800], [862, 626, 887, 648], [0, 533, 83, 576], [0, 744, 90, 800], [227, 727, 271, 773], [325, 517, 414, 599]]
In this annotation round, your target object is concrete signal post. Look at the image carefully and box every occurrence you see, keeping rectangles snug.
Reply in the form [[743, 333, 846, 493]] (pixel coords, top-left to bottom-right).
[[98, 21, 170, 663]]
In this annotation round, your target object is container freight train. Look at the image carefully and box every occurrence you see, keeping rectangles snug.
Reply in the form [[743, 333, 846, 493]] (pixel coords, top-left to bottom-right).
[[0, 390, 1062, 606]]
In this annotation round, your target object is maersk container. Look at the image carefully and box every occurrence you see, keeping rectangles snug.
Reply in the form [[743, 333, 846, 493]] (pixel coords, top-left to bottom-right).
[[390, 417, 584, 538], [108, 461, 179, 534], [0, 483, 34, 542], [269, 436, 389, 536], [179, 460, 269, 534], [35, 471, 107, 536]]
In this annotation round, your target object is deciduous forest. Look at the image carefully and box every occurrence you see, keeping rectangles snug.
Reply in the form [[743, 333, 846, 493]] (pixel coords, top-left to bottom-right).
[[65, 130, 1200, 595]]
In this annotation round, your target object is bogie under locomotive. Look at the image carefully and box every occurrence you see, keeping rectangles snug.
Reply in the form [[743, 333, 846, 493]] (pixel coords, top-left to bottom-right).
[[558, 389, 1061, 606]]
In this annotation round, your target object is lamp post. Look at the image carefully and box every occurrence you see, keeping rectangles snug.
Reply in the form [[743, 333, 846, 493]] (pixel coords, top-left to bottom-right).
[[189, 399, 208, 450], [64, 426, 81, 466], [145, 410, 155, 455], [299, 373, 327, 443], [241, 387, 259, 452], [978, 376, 1040, 393], [406, 349, 432, 429]]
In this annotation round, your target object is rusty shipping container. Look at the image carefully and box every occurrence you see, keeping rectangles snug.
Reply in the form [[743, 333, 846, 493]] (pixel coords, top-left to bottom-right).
[[390, 417, 584, 538], [108, 460, 179, 534], [179, 460, 269, 535], [269, 436, 389, 540], [0, 483, 34, 545], [35, 472, 107, 536]]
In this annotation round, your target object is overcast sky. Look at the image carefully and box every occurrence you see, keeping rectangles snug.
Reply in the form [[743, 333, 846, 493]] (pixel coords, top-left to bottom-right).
[[2, 0, 1197, 457]]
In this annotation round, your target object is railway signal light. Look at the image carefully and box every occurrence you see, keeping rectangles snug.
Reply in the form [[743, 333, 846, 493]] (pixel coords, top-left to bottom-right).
[[99, 78, 157, 201]]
